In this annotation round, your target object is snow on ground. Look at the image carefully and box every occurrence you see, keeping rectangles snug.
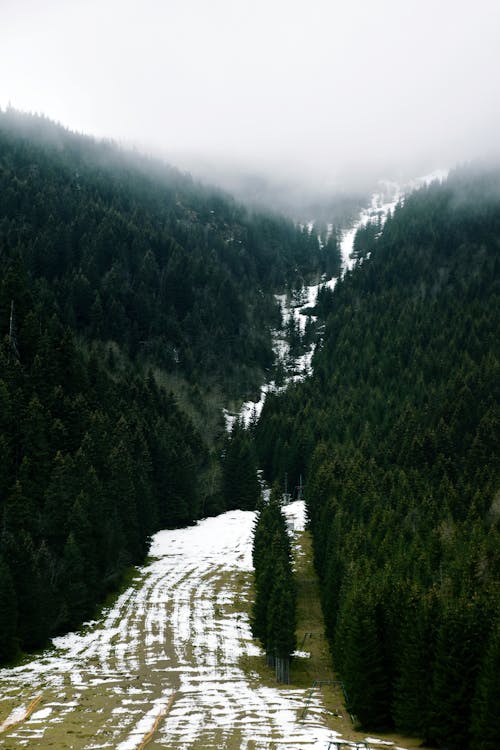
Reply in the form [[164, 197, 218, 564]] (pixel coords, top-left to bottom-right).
[[226, 288, 324, 429], [230, 168, 449, 428], [0, 704, 30, 733], [0, 502, 337, 749], [282, 499, 307, 531], [340, 169, 448, 273], [339, 182, 400, 272]]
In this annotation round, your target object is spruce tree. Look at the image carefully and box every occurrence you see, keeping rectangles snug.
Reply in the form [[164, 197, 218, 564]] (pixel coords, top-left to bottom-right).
[[0, 557, 18, 663], [470, 621, 500, 750], [252, 487, 296, 682]]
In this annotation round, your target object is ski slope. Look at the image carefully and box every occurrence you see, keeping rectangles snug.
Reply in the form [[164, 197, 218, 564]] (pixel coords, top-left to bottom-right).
[[0, 502, 338, 749]]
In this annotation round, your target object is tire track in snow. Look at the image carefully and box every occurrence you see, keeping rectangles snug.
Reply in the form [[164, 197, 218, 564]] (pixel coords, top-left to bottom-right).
[[0, 505, 333, 749]]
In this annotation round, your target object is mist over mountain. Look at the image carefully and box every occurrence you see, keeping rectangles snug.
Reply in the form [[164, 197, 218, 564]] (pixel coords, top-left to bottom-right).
[[171, 156, 369, 225], [0, 109, 343, 662], [2, 1, 499, 198], [0, 2, 499, 747]]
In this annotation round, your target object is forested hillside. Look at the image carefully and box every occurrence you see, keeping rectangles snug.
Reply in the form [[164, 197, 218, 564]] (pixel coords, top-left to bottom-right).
[[0, 109, 338, 396], [0, 110, 338, 665], [255, 167, 500, 750], [0, 304, 204, 661]]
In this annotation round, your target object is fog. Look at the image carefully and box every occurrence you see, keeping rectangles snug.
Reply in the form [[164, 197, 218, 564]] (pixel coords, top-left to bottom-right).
[[2, 0, 500, 197]]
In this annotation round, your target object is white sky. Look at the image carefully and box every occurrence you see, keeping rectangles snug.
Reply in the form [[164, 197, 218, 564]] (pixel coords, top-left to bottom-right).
[[1, 0, 499, 186]]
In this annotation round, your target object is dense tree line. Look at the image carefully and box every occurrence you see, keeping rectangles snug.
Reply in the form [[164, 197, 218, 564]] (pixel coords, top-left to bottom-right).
[[0, 110, 341, 664], [252, 488, 296, 683], [255, 166, 500, 748], [0, 109, 339, 398], [0, 259, 205, 662], [221, 419, 260, 512]]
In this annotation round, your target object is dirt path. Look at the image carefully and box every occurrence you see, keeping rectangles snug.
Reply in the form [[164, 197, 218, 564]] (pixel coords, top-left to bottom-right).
[[0, 506, 335, 749]]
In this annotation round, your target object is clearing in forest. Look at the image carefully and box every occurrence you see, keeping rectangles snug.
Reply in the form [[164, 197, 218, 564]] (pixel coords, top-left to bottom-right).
[[0, 501, 418, 749]]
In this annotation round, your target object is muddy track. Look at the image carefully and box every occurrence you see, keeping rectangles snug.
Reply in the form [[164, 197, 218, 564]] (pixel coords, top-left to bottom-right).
[[0, 505, 331, 749]]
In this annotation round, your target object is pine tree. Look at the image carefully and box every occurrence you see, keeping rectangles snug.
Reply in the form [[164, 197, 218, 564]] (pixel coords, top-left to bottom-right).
[[470, 620, 500, 750], [392, 588, 437, 735], [0, 557, 18, 662], [252, 487, 296, 682], [5, 530, 46, 650], [60, 533, 89, 629], [334, 574, 392, 730], [266, 555, 296, 683], [427, 597, 489, 750], [43, 452, 76, 554], [222, 420, 260, 511]]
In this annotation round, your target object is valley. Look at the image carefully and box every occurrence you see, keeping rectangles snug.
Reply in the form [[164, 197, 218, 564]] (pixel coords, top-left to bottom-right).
[[0, 111, 497, 750], [0, 503, 339, 750]]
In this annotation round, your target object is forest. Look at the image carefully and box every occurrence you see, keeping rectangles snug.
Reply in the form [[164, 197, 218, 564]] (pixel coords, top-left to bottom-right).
[[1, 108, 498, 750], [0, 110, 339, 664], [0, 109, 341, 397], [255, 166, 500, 750], [252, 486, 296, 684]]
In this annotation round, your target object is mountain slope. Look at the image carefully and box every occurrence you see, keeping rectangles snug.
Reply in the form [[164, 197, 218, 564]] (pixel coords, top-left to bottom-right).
[[0, 109, 337, 396], [0, 109, 341, 664], [255, 166, 500, 749]]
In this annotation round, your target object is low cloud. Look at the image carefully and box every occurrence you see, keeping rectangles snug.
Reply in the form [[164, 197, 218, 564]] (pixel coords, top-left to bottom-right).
[[1, 0, 499, 194]]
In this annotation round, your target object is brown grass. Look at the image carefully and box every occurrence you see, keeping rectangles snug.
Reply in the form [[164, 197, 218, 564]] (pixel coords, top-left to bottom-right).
[[137, 692, 176, 750], [0, 695, 43, 734]]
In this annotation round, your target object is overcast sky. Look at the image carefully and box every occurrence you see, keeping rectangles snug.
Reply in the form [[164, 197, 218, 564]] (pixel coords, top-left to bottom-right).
[[1, 0, 500, 189]]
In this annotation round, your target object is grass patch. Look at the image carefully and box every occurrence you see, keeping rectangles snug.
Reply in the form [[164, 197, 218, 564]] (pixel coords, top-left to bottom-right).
[[288, 529, 432, 749]]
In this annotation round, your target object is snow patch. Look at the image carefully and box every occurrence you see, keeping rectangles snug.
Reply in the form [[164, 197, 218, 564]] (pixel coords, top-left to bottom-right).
[[1, 502, 364, 749], [29, 707, 53, 721], [282, 499, 307, 531], [231, 171, 449, 430], [0, 704, 27, 732], [340, 169, 449, 272]]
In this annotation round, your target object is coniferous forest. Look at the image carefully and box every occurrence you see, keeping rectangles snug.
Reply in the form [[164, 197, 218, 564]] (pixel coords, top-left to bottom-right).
[[252, 487, 297, 683], [0, 107, 499, 750], [0, 110, 338, 664], [0, 109, 337, 396], [255, 167, 500, 749]]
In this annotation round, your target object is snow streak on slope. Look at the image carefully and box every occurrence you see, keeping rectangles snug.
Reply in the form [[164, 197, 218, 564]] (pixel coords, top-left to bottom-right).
[[225, 284, 322, 429], [340, 181, 401, 272], [228, 169, 448, 428], [340, 170, 448, 272], [0, 503, 335, 749]]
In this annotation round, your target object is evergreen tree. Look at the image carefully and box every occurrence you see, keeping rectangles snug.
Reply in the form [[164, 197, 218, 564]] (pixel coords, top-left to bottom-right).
[[222, 420, 260, 511], [392, 588, 437, 736], [252, 487, 296, 682], [0, 557, 18, 662], [470, 621, 500, 750], [335, 576, 392, 730], [60, 533, 89, 630]]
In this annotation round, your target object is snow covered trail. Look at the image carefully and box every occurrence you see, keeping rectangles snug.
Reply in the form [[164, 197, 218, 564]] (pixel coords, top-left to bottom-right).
[[0, 502, 333, 749]]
